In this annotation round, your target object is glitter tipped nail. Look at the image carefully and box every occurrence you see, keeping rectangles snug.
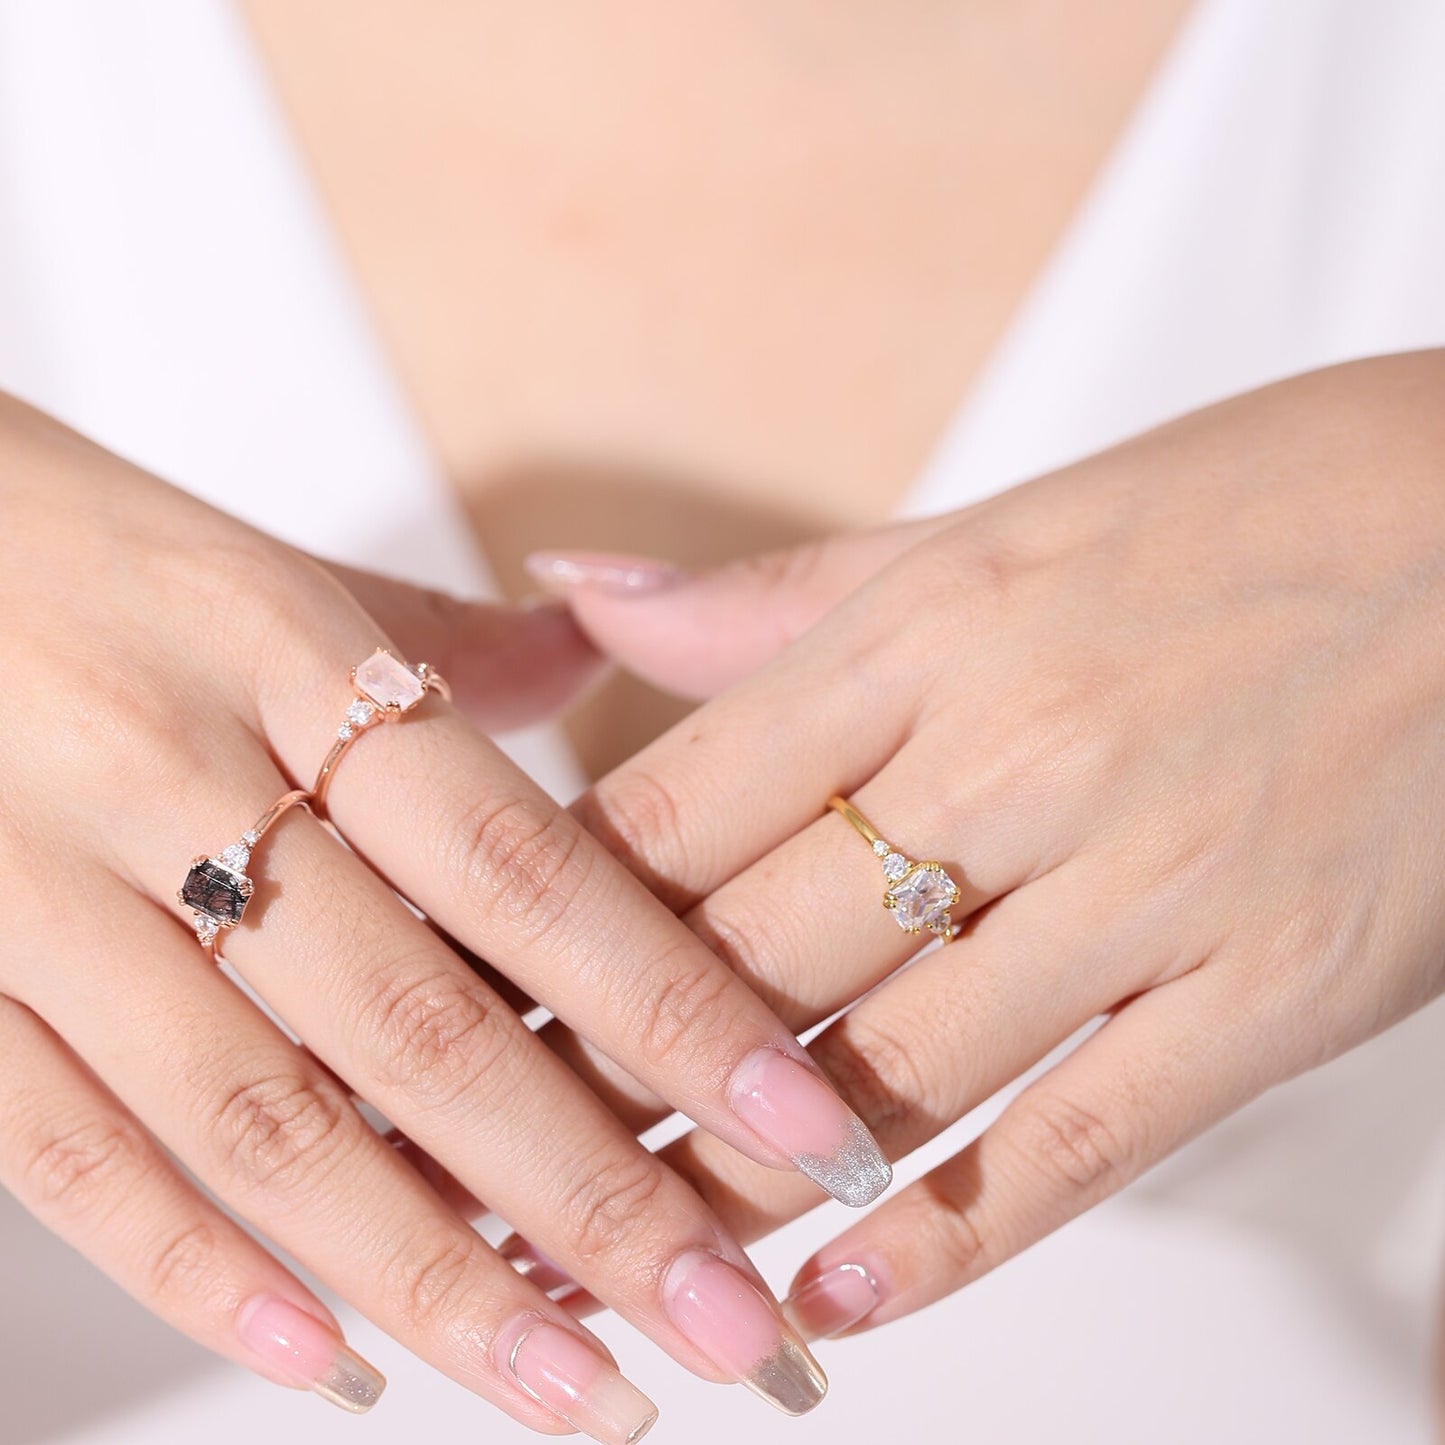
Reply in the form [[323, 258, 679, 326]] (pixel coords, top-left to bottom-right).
[[728, 1048, 892, 1207], [662, 1250, 827, 1416], [235, 1294, 385, 1414], [505, 1322, 658, 1445]]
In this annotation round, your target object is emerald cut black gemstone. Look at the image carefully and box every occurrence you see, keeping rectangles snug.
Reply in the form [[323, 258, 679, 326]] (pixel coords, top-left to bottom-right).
[[180, 859, 250, 924]]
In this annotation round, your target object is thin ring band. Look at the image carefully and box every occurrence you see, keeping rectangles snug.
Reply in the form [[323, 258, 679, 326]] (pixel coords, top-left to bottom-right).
[[827, 794, 962, 942], [179, 789, 312, 960], [311, 648, 451, 816]]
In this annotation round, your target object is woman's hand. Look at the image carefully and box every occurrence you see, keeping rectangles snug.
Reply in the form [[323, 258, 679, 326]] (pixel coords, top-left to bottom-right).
[[527, 351, 1445, 1338], [0, 394, 890, 1433]]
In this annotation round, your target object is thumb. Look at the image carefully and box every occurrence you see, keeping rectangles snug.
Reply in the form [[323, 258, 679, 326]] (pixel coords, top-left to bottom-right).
[[318, 558, 607, 732], [524, 516, 948, 701]]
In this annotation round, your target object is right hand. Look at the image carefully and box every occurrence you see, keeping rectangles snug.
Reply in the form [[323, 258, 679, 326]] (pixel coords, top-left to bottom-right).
[[0, 394, 885, 1435]]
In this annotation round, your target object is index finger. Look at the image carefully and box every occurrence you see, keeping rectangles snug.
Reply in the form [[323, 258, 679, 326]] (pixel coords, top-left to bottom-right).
[[260, 636, 890, 1209]]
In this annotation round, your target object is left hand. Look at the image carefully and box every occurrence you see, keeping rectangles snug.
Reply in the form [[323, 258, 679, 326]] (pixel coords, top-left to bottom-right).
[[522, 351, 1445, 1338]]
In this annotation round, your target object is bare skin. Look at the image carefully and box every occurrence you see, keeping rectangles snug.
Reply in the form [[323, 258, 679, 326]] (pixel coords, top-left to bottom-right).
[[0, 394, 899, 1430], [521, 353, 1445, 1342], [242, 0, 1194, 772]]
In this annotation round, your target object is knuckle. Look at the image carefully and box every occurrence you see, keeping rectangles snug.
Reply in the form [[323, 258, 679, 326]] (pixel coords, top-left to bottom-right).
[[908, 529, 1017, 615], [21, 1113, 148, 1217], [693, 905, 798, 1014], [820, 1017, 933, 1146], [913, 1183, 992, 1281], [210, 1065, 357, 1198], [385, 1230, 487, 1333], [452, 795, 591, 942], [145, 1220, 221, 1303], [632, 957, 738, 1074], [45, 660, 213, 811], [556, 1149, 668, 1266], [364, 965, 506, 1106], [1016, 1093, 1132, 1196], [576, 768, 692, 900]]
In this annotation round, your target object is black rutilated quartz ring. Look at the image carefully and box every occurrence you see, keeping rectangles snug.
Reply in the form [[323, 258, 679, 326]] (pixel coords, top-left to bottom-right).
[[178, 789, 311, 960]]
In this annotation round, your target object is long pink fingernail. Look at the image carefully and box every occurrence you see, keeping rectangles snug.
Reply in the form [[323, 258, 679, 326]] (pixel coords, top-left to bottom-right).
[[783, 1262, 879, 1340], [662, 1250, 827, 1416], [729, 1047, 892, 1207], [236, 1294, 385, 1414], [504, 1322, 658, 1445], [524, 551, 686, 596]]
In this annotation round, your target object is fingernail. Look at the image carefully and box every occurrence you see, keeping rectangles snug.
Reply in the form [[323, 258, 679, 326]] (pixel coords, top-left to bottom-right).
[[729, 1048, 892, 1208], [236, 1294, 385, 1414], [497, 1234, 576, 1294], [505, 1322, 659, 1445], [524, 551, 686, 596], [783, 1263, 879, 1340], [662, 1250, 827, 1416]]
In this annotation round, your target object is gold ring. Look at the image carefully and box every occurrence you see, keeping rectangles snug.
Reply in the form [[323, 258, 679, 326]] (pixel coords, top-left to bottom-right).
[[179, 789, 312, 960], [311, 648, 451, 816], [827, 795, 961, 942]]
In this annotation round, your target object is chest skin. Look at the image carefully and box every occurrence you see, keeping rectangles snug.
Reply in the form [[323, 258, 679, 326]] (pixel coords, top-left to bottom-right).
[[243, 0, 1192, 773]]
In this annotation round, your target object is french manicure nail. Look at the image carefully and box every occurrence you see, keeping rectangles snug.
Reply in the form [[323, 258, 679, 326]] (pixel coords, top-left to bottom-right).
[[497, 1234, 576, 1294], [236, 1294, 385, 1414], [524, 551, 686, 596], [729, 1048, 892, 1207], [783, 1263, 879, 1340], [662, 1250, 827, 1416], [506, 1322, 659, 1445]]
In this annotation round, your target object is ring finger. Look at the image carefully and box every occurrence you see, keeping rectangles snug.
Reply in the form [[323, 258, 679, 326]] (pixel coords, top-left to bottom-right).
[[124, 753, 834, 1419], [536, 736, 1069, 1137]]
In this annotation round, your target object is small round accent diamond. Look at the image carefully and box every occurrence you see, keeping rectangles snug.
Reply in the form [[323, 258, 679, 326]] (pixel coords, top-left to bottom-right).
[[871, 838, 890, 858], [337, 723, 353, 741], [881, 851, 909, 881], [241, 830, 259, 846], [345, 699, 375, 728], [217, 842, 251, 874], [193, 914, 219, 944]]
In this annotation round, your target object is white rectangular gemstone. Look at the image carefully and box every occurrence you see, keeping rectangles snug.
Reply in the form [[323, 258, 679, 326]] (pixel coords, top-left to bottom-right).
[[886, 865, 956, 931], [354, 649, 425, 710]]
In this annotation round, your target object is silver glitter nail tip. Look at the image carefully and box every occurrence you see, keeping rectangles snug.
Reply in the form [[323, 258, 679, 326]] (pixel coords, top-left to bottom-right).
[[313, 1354, 385, 1414], [796, 1117, 893, 1208], [744, 1336, 829, 1416]]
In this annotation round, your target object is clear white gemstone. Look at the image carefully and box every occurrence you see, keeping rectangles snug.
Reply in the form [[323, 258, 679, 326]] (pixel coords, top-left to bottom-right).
[[338, 724, 353, 741], [882, 851, 909, 881], [217, 843, 250, 874], [355, 649, 426, 711], [194, 914, 219, 942], [871, 838, 890, 857], [241, 830, 259, 846], [885, 864, 957, 932], [345, 699, 375, 727]]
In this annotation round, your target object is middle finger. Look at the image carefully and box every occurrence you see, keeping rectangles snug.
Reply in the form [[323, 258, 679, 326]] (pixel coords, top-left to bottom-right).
[[258, 645, 892, 1209], [130, 772, 834, 1417]]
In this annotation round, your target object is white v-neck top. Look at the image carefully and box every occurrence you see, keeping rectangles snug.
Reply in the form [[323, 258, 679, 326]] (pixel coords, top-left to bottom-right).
[[1, 3, 1442, 1442]]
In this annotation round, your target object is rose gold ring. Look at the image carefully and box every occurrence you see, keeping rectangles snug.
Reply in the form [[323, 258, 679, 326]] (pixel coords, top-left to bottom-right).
[[310, 648, 451, 816], [179, 789, 312, 960]]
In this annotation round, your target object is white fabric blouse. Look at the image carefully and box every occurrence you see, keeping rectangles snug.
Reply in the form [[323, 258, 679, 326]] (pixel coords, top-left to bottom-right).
[[1, 2, 1442, 1442]]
